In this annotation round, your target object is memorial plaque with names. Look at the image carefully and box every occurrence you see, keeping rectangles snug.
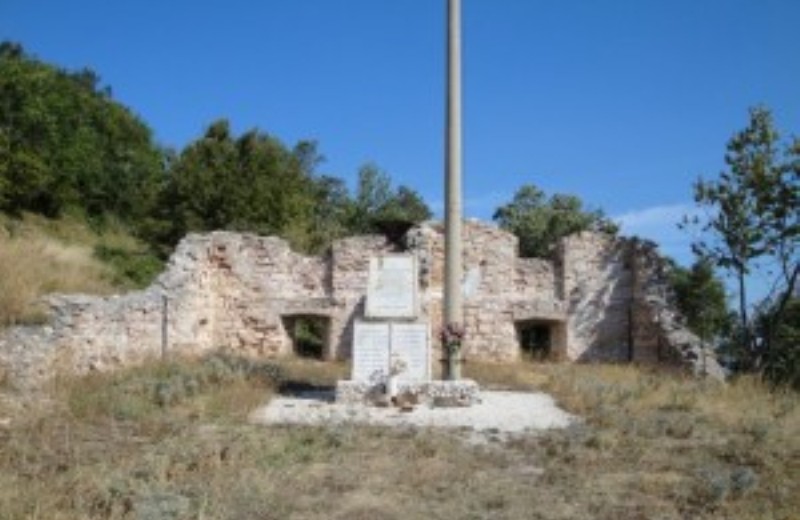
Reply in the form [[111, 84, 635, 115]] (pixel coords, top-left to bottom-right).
[[351, 322, 391, 382], [390, 323, 431, 382], [366, 255, 417, 319]]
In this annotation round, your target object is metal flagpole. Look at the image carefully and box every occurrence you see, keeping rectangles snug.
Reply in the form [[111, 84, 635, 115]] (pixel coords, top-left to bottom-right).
[[444, 0, 463, 380]]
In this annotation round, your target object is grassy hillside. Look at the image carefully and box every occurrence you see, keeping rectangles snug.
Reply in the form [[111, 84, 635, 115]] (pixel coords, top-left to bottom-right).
[[0, 213, 162, 326], [0, 359, 796, 519]]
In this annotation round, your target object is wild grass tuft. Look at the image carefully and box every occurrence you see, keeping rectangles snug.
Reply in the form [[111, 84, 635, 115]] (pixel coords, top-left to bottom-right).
[[463, 360, 548, 390], [0, 213, 163, 326], [65, 352, 284, 423], [0, 231, 115, 326]]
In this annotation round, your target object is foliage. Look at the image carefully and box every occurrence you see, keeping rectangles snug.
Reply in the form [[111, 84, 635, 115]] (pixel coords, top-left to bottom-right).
[[156, 120, 317, 251], [348, 163, 432, 236], [669, 257, 732, 341], [155, 126, 432, 255], [0, 42, 433, 264], [302, 163, 431, 253], [683, 107, 799, 384], [67, 352, 284, 422], [493, 184, 618, 258], [759, 297, 800, 390], [0, 42, 164, 224], [286, 316, 327, 359], [93, 243, 164, 289], [306, 174, 353, 252]]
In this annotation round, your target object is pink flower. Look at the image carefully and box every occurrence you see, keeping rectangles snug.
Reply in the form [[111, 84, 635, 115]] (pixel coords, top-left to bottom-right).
[[439, 322, 465, 352]]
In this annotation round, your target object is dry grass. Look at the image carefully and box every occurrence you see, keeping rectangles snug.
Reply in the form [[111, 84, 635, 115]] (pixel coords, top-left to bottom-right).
[[0, 213, 157, 326], [0, 358, 797, 519], [0, 233, 115, 325], [470, 362, 800, 519], [278, 357, 349, 388], [463, 359, 550, 390]]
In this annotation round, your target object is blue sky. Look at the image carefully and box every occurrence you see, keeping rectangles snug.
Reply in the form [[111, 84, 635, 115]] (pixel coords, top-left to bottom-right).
[[2, 0, 798, 268]]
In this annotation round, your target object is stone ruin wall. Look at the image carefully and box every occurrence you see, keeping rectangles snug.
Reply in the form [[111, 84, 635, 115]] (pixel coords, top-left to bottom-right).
[[560, 232, 635, 362], [0, 220, 723, 391], [406, 221, 565, 362], [628, 239, 725, 376]]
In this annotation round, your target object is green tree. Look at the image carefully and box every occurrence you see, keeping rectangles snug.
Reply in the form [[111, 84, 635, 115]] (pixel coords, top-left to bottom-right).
[[0, 42, 164, 222], [683, 107, 799, 378], [349, 163, 392, 234], [306, 174, 353, 252], [493, 184, 617, 258], [759, 296, 800, 390], [669, 257, 731, 342], [161, 120, 318, 250], [348, 163, 431, 236], [379, 185, 433, 224]]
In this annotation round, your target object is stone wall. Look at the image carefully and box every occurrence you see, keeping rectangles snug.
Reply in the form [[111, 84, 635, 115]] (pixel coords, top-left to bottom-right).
[[405, 220, 564, 362], [560, 232, 634, 362], [0, 220, 723, 390], [628, 239, 726, 378]]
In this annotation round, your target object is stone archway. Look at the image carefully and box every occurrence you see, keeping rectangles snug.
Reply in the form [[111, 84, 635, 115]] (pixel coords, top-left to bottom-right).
[[515, 319, 567, 361], [281, 314, 331, 359]]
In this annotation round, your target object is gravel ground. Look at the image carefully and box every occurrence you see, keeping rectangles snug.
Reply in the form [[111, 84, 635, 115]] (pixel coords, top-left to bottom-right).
[[249, 390, 577, 442]]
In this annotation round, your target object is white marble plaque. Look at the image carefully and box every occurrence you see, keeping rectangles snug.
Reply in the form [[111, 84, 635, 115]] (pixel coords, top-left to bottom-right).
[[390, 323, 430, 383], [463, 266, 482, 298], [365, 255, 417, 319], [351, 322, 390, 382]]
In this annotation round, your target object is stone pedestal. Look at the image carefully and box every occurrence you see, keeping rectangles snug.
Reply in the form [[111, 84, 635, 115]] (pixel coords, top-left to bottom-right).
[[335, 379, 480, 407]]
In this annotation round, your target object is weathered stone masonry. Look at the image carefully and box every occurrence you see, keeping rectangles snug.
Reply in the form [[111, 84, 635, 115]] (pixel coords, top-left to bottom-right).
[[0, 220, 723, 390]]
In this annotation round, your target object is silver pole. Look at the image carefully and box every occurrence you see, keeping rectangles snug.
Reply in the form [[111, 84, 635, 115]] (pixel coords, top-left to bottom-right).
[[444, 0, 463, 380]]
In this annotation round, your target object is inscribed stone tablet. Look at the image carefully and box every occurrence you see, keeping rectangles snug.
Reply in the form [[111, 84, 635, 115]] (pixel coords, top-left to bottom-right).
[[351, 321, 390, 382], [462, 266, 482, 298], [366, 255, 417, 319], [390, 323, 430, 382]]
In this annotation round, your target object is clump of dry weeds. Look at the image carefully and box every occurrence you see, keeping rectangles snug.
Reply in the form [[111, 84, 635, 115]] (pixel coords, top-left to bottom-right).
[[0, 235, 116, 325], [0, 213, 161, 326], [0, 215, 118, 326]]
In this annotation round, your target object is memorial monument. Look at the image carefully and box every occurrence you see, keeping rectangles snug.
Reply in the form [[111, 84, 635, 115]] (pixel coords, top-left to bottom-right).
[[345, 254, 441, 404], [351, 254, 431, 386], [336, 250, 479, 405]]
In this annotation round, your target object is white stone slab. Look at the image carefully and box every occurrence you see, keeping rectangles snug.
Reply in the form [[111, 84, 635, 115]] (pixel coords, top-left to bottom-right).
[[463, 266, 482, 298], [351, 322, 390, 382], [365, 255, 417, 319], [351, 321, 431, 384], [251, 390, 577, 444], [390, 323, 430, 382]]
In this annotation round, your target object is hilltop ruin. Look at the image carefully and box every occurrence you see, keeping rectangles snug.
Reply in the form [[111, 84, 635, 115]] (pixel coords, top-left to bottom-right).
[[0, 220, 724, 390]]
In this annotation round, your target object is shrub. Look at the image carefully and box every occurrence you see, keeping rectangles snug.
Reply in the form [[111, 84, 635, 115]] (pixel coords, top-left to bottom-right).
[[94, 244, 163, 289], [67, 352, 284, 422]]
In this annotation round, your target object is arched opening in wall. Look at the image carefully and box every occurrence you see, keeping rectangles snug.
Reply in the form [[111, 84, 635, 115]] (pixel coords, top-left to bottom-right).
[[516, 319, 566, 361], [282, 315, 330, 359]]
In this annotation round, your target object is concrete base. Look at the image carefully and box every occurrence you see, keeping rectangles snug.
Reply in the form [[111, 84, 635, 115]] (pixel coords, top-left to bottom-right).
[[336, 379, 480, 407]]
